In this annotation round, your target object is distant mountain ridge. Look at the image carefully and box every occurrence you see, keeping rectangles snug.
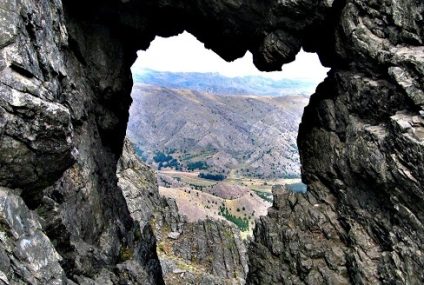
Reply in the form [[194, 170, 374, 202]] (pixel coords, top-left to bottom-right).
[[132, 69, 317, 96]]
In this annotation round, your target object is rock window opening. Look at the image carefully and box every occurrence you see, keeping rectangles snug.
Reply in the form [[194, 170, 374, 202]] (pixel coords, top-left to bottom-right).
[[119, 29, 328, 283], [125, 30, 328, 230]]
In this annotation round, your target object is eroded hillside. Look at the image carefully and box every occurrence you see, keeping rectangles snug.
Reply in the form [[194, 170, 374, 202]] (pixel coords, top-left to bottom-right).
[[127, 82, 308, 179]]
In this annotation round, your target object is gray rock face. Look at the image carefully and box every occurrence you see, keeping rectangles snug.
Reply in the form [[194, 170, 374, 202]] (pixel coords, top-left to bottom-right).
[[117, 139, 164, 227], [0, 187, 66, 284], [0, 0, 423, 284], [249, 0, 424, 283], [0, 0, 74, 193], [171, 220, 248, 281], [0, 0, 160, 283], [154, 218, 249, 285]]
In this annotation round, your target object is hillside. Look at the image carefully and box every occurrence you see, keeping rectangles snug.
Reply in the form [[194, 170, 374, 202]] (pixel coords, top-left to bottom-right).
[[127, 83, 309, 178], [155, 168, 305, 235]]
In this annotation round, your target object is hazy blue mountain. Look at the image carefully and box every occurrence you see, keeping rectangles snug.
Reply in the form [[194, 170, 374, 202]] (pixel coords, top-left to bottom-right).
[[132, 69, 317, 96]]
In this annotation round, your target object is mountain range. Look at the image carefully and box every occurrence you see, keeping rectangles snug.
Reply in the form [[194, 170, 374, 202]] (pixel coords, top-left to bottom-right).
[[127, 70, 312, 178], [132, 69, 317, 96]]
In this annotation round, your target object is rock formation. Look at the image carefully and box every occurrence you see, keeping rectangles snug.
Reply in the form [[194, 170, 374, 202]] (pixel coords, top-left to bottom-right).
[[0, 0, 160, 282], [117, 139, 248, 284], [249, 1, 424, 284], [0, 0, 423, 284]]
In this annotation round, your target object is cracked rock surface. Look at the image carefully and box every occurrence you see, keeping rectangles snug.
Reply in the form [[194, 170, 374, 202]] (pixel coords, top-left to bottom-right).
[[0, 0, 423, 284]]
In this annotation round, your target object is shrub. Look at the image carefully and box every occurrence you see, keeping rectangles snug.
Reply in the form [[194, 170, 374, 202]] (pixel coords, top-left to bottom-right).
[[154, 151, 181, 170], [219, 206, 249, 231], [153, 151, 172, 163], [187, 161, 209, 171], [198, 172, 226, 181]]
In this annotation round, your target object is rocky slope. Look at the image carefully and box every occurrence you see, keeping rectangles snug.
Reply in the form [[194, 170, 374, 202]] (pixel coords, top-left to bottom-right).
[[117, 139, 248, 284], [128, 84, 307, 178], [0, 0, 423, 284], [156, 219, 248, 285]]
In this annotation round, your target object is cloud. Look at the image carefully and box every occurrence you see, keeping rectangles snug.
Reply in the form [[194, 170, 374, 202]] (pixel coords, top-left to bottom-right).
[[131, 31, 329, 82]]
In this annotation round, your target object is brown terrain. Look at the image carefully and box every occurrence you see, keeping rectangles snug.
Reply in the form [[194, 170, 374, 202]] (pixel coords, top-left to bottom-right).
[[127, 79, 308, 179]]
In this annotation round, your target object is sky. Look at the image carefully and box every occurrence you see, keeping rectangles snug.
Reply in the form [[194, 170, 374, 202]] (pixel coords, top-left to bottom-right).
[[131, 32, 329, 82]]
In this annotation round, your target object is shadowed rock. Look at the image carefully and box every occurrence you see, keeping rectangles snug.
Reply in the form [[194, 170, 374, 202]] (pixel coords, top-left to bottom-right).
[[0, 0, 423, 283]]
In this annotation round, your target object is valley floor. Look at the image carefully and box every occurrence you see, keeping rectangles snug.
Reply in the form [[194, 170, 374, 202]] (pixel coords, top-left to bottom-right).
[[157, 169, 304, 237]]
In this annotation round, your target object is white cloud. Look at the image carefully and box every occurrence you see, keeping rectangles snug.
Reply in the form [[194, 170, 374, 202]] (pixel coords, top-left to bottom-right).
[[131, 31, 329, 82]]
